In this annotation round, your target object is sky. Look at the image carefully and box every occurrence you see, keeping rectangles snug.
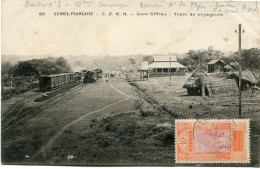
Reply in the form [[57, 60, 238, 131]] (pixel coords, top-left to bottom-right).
[[2, 0, 260, 59]]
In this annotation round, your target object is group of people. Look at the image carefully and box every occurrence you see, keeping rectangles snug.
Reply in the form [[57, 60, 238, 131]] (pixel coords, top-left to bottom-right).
[[103, 72, 128, 83], [104, 73, 116, 78]]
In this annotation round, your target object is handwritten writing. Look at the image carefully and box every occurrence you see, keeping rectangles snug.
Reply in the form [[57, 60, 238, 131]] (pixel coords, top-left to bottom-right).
[[23, 0, 259, 15], [98, 2, 128, 9]]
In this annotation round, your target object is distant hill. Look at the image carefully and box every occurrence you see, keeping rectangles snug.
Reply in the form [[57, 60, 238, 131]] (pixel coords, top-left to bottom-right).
[[1, 52, 209, 73]]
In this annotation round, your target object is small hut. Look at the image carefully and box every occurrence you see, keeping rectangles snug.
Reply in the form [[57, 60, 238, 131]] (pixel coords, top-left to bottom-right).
[[183, 71, 206, 96], [183, 70, 238, 96], [228, 71, 258, 90], [224, 64, 232, 72], [140, 61, 149, 80], [207, 59, 224, 73], [229, 61, 239, 70]]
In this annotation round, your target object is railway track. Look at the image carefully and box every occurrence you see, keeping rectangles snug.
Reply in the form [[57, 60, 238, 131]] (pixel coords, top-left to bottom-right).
[[1, 84, 85, 133], [1, 92, 40, 123]]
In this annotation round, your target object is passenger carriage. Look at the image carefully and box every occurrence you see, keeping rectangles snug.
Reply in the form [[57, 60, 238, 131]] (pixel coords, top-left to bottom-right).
[[39, 73, 75, 91]]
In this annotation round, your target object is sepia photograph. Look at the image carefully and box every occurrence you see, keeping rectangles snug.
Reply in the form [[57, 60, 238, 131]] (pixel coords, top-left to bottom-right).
[[1, 0, 260, 167]]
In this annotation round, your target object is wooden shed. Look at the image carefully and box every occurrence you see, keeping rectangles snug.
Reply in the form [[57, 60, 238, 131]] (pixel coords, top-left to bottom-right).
[[207, 59, 224, 73]]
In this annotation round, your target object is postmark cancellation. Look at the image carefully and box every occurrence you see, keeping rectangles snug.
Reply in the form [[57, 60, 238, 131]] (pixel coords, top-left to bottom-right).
[[175, 119, 250, 163]]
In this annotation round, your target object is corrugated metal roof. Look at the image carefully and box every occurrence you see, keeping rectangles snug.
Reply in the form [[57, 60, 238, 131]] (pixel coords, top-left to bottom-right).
[[148, 62, 185, 68], [207, 59, 223, 65], [153, 55, 177, 62], [40, 73, 74, 77]]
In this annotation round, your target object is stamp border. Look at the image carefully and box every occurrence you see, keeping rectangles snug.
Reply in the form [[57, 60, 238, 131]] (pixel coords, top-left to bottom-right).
[[175, 119, 250, 164]]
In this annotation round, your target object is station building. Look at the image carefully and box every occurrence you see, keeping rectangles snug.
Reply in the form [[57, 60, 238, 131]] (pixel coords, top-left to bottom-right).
[[148, 56, 186, 75]]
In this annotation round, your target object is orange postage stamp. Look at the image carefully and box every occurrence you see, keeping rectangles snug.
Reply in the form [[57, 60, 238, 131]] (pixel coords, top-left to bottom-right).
[[175, 119, 250, 163]]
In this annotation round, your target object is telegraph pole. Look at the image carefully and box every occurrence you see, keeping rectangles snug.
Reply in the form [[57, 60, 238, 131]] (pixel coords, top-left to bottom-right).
[[199, 55, 201, 69], [238, 24, 242, 118], [169, 57, 172, 86], [10, 74, 13, 88]]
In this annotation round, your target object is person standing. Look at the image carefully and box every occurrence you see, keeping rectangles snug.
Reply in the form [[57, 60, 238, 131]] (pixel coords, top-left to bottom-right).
[[105, 77, 108, 83]]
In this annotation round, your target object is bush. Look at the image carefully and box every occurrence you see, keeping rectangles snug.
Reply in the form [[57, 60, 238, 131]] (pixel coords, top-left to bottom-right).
[[140, 108, 155, 117], [134, 100, 143, 109], [11, 57, 72, 77]]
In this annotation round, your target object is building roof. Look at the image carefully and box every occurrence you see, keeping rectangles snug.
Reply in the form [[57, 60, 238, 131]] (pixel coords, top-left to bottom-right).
[[148, 62, 185, 69], [207, 59, 224, 65], [229, 71, 258, 84], [224, 64, 232, 69], [183, 70, 204, 88], [140, 61, 149, 70], [40, 73, 74, 77], [229, 61, 239, 66], [153, 55, 177, 62]]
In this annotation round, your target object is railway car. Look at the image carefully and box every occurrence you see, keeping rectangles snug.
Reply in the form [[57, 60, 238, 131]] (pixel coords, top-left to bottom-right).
[[39, 73, 75, 91]]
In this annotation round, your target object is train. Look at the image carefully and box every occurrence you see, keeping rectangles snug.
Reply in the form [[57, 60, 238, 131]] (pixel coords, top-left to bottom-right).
[[39, 73, 75, 92], [83, 69, 102, 83], [39, 69, 102, 91]]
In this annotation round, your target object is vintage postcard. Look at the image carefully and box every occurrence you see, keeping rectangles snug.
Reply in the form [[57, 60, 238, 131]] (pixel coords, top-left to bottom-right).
[[1, 0, 260, 167]]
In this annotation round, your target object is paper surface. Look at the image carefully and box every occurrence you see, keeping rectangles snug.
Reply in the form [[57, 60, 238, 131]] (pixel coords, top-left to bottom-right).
[[1, 0, 260, 167]]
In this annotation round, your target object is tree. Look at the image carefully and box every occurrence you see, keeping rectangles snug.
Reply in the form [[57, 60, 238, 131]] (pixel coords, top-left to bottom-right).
[[241, 48, 260, 70], [143, 56, 154, 64], [187, 50, 200, 67], [187, 50, 207, 67], [186, 47, 225, 68], [56, 57, 67, 68], [1, 61, 12, 75], [241, 48, 260, 81], [14, 61, 39, 76], [177, 55, 195, 67], [128, 58, 136, 64], [11, 57, 72, 77]]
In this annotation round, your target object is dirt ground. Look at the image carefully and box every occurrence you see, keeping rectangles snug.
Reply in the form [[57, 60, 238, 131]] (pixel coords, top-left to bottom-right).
[[1, 74, 260, 166]]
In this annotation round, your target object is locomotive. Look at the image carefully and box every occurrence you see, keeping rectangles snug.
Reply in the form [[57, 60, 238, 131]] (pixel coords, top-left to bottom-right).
[[83, 69, 102, 83]]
